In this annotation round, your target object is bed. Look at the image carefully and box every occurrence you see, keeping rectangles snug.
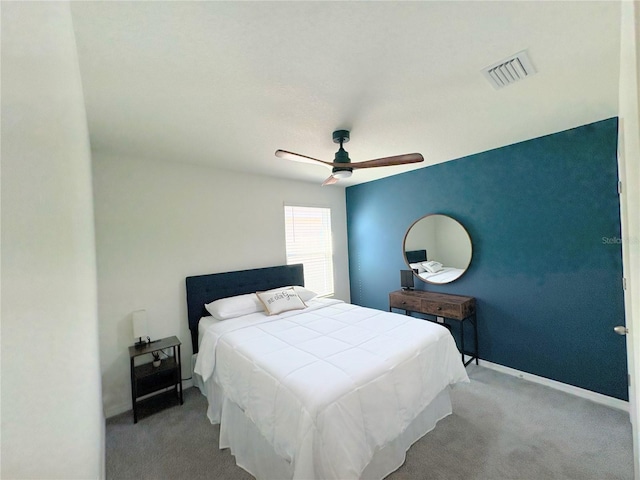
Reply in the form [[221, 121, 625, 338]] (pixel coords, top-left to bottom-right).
[[405, 249, 465, 284], [187, 264, 469, 480]]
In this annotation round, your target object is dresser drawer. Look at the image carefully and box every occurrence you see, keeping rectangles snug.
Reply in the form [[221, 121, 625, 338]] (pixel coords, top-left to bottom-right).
[[421, 297, 475, 319], [389, 290, 475, 321], [389, 292, 422, 311], [421, 299, 459, 318]]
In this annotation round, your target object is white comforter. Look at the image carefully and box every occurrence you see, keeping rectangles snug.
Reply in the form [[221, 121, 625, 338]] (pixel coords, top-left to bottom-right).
[[195, 298, 469, 479], [419, 267, 465, 283]]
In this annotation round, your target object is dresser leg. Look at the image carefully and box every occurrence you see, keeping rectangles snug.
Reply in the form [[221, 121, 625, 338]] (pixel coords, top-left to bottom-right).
[[130, 358, 137, 424], [474, 314, 479, 365], [461, 321, 465, 365]]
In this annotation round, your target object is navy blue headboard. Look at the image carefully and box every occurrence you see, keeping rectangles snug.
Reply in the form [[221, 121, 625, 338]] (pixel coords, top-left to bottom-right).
[[405, 249, 427, 263], [185, 264, 304, 352]]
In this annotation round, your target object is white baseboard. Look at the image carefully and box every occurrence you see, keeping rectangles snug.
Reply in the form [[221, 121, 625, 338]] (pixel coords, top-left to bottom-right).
[[477, 359, 629, 412], [104, 378, 194, 419]]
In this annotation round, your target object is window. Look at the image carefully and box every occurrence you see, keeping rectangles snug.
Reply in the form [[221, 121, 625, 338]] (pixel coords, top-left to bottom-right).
[[284, 205, 334, 297]]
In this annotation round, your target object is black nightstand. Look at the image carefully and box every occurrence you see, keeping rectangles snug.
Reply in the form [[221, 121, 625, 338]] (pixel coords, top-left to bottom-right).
[[128, 335, 183, 423]]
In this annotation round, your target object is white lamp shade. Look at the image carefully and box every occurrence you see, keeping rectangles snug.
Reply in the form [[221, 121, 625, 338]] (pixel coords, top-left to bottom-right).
[[132, 310, 148, 340]]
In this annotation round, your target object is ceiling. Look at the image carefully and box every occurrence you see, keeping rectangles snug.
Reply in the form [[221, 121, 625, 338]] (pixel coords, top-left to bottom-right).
[[69, 1, 621, 187]]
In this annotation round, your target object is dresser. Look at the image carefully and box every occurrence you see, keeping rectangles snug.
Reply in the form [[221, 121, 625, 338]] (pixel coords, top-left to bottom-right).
[[389, 290, 478, 366]]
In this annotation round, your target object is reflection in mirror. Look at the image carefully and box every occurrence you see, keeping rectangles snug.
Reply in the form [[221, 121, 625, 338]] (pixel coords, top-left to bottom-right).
[[403, 214, 472, 284]]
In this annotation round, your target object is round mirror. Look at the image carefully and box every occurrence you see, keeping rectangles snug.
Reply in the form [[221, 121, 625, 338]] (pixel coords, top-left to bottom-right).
[[403, 214, 472, 284]]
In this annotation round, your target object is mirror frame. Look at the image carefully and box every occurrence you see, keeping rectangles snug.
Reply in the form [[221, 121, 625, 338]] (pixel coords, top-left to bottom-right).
[[402, 214, 473, 285]]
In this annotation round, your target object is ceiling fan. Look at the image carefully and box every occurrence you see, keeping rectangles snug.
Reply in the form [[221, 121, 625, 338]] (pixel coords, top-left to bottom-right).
[[275, 130, 424, 185]]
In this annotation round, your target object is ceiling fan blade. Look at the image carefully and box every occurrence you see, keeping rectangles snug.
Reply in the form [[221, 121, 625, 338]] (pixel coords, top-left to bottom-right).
[[349, 153, 424, 169], [275, 149, 333, 167], [322, 175, 339, 186]]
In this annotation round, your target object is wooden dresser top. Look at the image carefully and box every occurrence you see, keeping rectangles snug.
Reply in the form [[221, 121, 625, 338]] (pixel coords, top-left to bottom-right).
[[389, 290, 474, 304]]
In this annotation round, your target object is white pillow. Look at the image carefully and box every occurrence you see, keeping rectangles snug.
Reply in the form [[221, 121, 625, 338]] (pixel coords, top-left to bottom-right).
[[293, 286, 318, 302], [256, 287, 307, 315], [262, 285, 318, 302], [205, 293, 264, 320], [410, 262, 426, 273]]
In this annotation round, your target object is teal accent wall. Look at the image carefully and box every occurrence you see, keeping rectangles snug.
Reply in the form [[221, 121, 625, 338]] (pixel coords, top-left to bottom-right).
[[346, 118, 627, 400]]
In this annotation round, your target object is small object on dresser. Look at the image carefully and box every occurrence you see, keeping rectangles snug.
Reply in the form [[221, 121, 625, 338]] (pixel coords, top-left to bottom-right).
[[152, 351, 161, 367], [400, 270, 415, 290]]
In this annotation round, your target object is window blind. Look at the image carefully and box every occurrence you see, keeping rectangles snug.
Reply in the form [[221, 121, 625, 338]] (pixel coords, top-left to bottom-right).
[[284, 205, 334, 297]]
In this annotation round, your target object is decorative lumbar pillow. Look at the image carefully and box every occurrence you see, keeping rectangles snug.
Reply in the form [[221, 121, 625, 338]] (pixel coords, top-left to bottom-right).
[[263, 285, 318, 302], [256, 287, 307, 315], [205, 293, 264, 320], [421, 260, 444, 273]]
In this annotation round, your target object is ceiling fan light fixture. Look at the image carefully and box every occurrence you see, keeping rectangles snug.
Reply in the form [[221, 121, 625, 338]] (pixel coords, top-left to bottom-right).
[[332, 170, 352, 179]]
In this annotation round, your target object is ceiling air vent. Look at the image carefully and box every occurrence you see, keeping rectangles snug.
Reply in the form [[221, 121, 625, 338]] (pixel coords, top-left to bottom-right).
[[482, 50, 536, 90]]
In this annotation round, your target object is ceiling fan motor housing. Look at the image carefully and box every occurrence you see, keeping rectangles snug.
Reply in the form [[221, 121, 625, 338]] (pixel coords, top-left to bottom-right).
[[332, 140, 353, 177], [332, 130, 350, 144]]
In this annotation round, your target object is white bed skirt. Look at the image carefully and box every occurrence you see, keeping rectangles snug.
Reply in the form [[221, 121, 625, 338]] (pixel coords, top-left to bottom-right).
[[197, 373, 453, 480]]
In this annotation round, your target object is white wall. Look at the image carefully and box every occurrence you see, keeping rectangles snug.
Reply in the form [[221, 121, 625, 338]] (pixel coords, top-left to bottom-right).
[[434, 216, 470, 269], [617, 1, 640, 476], [92, 153, 350, 416], [404, 217, 436, 253], [1, 2, 104, 479]]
